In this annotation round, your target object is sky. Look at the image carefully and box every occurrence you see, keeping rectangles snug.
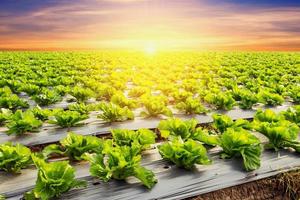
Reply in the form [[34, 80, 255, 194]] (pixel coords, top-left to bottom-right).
[[0, 0, 300, 51]]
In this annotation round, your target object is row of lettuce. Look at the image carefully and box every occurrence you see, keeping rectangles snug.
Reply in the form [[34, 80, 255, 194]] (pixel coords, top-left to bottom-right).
[[0, 52, 299, 116], [0, 106, 300, 199], [1, 93, 299, 136]]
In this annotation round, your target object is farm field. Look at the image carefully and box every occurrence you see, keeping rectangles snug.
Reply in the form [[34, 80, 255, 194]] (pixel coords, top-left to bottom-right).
[[0, 51, 300, 200]]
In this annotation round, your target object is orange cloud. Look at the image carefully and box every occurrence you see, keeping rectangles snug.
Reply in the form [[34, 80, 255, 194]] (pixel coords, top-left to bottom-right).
[[0, 0, 299, 50]]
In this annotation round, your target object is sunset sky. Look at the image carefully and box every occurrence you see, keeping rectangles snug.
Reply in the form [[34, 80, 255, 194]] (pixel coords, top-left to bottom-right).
[[0, 0, 300, 51]]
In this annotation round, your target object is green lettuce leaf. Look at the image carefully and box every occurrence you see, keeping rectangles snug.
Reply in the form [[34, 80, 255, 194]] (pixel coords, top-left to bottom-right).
[[27, 155, 86, 200], [158, 137, 211, 170], [43, 132, 104, 160], [84, 144, 157, 189], [0, 142, 32, 173], [220, 128, 262, 171]]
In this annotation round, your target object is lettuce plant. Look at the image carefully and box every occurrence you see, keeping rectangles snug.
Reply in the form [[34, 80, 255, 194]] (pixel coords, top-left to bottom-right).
[[32, 88, 62, 106], [69, 86, 94, 102], [258, 121, 300, 152], [0, 108, 12, 125], [158, 137, 211, 170], [18, 83, 40, 96], [0, 86, 12, 97], [158, 118, 220, 146], [0, 94, 29, 110], [253, 111, 300, 152], [5, 80, 22, 94], [220, 128, 262, 171], [141, 97, 172, 117], [212, 114, 252, 133], [95, 84, 117, 101], [253, 109, 281, 123], [128, 86, 150, 98], [49, 110, 87, 128], [6, 110, 42, 136], [68, 103, 91, 115], [281, 106, 300, 126], [97, 102, 134, 122], [176, 97, 207, 114], [111, 92, 137, 109], [0, 143, 32, 173], [111, 128, 156, 150], [257, 90, 284, 106], [288, 86, 300, 103], [25, 156, 87, 200], [43, 132, 104, 160], [204, 92, 235, 110], [158, 118, 199, 140], [84, 144, 157, 189], [54, 85, 70, 96], [171, 90, 193, 104], [238, 90, 258, 109], [30, 106, 51, 121]]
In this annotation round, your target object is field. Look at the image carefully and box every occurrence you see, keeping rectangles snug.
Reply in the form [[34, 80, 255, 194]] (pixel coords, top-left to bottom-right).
[[0, 51, 300, 200]]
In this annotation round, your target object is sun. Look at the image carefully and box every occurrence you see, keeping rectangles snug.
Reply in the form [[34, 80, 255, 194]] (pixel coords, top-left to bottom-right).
[[144, 43, 157, 55]]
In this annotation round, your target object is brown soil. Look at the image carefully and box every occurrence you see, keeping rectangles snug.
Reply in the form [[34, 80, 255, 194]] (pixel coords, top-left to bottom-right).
[[189, 169, 300, 200]]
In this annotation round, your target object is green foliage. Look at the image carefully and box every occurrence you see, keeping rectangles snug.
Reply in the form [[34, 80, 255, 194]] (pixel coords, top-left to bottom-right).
[[0, 143, 32, 173], [212, 114, 252, 133], [141, 96, 172, 117], [158, 118, 220, 146], [171, 90, 193, 104], [43, 132, 105, 160], [254, 109, 282, 123], [68, 103, 91, 115], [97, 102, 134, 122], [6, 110, 42, 136], [0, 108, 12, 126], [5, 80, 22, 94], [49, 110, 87, 128], [30, 106, 51, 121], [158, 118, 198, 140], [54, 85, 70, 96], [111, 92, 137, 109], [158, 137, 211, 170], [220, 128, 262, 171], [18, 84, 40, 96], [0, 52, 299, 117], [235, 89, 258, 109], [32, 88, 62, 106], [257, 90, 284, 106], [0, 194, 5, 200], [253, 111, 300, 152], [128, 86, 150, 98], [0, 86, 12, 97], [95, 84, 117, 101], [26, 156, 87, 200], [176, 97, 207, 114], [0, 94, 29, 110], [288, 86, 300, 103], [281, 106, 300, 126], [204, 92, 235, 110], [111, 129, 156, 150], [84, 144, 157, 189], [69, 86, 94, 102]]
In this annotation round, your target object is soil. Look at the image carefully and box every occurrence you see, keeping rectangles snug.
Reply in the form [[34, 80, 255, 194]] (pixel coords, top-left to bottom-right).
[[189, 169, 300, 200]]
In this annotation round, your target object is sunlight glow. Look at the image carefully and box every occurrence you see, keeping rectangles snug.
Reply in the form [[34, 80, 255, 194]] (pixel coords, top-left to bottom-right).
[[144, 43, 157, 55]]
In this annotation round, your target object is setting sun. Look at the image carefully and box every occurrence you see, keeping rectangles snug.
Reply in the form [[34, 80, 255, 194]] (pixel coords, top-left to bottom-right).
[[144, 43, 157, 55]]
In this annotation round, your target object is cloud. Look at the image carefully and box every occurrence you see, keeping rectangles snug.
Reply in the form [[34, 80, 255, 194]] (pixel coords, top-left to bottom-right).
[[0, 0, 300, 50], [101, 0, 149, 2]]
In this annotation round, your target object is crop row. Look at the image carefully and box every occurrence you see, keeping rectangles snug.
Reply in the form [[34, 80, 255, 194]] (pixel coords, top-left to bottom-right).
[[1, 106, 300, 199], [0, 52, 299, 116]]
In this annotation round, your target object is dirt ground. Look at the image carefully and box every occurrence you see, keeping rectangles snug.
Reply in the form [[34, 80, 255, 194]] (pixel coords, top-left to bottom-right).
[[190, 169, 300, 200]]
